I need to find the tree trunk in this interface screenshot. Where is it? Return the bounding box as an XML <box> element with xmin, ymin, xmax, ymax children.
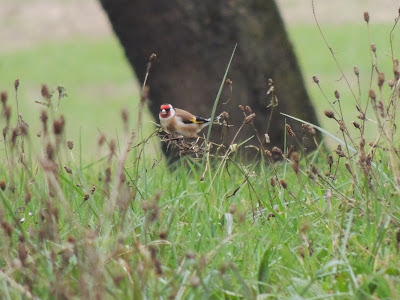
<box><xmin>99</xmin><ymin>0</ymin><xmax>319</xmax><ymax>158</ymax></box>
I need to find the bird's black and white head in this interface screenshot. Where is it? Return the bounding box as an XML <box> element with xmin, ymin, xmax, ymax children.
<box><xmin>159</xmin><ymin>104</ymin><xmax>175</xmax><ymax>119</ymax></box>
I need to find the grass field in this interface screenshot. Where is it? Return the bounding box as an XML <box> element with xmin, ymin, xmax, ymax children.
<box><xmin>1</xmin><ymin>9</ymin><xmax>400</xmax><ymax>299</ymax></box>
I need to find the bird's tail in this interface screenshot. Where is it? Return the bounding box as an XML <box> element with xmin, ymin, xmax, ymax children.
<box><xmin>198</xmin><ymin>115</ymin><xmax>221</xmax><ymax>124</ymax></box>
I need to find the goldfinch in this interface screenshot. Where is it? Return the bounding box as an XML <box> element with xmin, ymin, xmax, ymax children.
<box><xmin>159</xmin><ymin>104</ymin><xmax>218</xmax><ymax>137</ymax></box>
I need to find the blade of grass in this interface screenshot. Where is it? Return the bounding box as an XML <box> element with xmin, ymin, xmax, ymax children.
<box><xmin>205</xmin><ymin>43</ymin><xmax>237</xmax><ymax>146</ymax></box>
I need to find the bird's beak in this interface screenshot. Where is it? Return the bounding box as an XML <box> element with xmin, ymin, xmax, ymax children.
<box><xmin>161</xmin><ymin>109</ymin><xmax>166</xmax><ymax>115</ymax></box>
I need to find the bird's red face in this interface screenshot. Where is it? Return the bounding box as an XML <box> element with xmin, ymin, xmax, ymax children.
<box><xmin>159</xmin><ymin>104</ymin><xmax>172</xmax><ymax>118</ymax></box>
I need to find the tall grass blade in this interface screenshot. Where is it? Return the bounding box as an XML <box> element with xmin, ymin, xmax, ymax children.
<box><xmin>205</xmin><ymin>44</ymin><xmax>237</xmax><ymax>145</ymax></box>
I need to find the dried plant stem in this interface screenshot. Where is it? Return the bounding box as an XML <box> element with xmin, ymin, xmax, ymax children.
<box><xmin>315</xmin><ymin>82</ymin><xmax>340</xmax><ymax>116</ymax></box>
<box><xmin>389</xmin><ymin>11</ymin><xmax>400</xmax><ymax>61</ymax></box>
<box><xmin>312</xmin><ymin>0</ymin><xmax>357</xmax><ymax>103</ymax></box>
<box><xmin>108</xmin><ymin>131</ymin><xmax>136</xmax><ymax>216</ymax></box>
<box><xmin>137</xmin><ymin>54</ymin><xmax>156</xmax><ymax>131</ymax></box>
<box><xmin>211</xmin><ymin>123</ymin><xmax>246</xmax><ymax>186</ymax></box>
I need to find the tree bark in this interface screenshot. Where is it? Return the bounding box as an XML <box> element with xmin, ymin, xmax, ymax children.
<box><xmin>99</xmin><ymin>0</ymin><xmax>319</xmax><ymax>157</ymax></box>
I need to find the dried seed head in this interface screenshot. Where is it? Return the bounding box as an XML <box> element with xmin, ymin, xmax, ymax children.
<box><xmin>272</xmin><ymin>146</ymin><xmax>283</xmax><ymax>156</ymax></box>
<box><xmin>336</xmin><ymin>149</ymin><xmax>345</xmax><ymax>158</ymax></box>
<box><xmin>11</xmin><ymin>128</ymin><xmax>18</xmax><ymax>145</ymax></box>
<box><xmin>245</xmin><ymin>106</ymin><xmax>252</xmax><ymax>113</ymax></box>
<box><xmin>334</xmin><ymin>90</ymin><xmax>340</xmax><ymax>99</ymax></box>
<box><xmin>90</xmin><ymin>186</ymin><xmax>96</xmax><ymax>194</ymax></box>
<box><xmin>302</xmin><ymin>124</ymin><xmax>316</xmax><ymax>136</ymax></box>
<box><xmin>369</xmin><ymin>89</ymin><xmax>376</xmax><ymax>100</ymax></box>
<box><xmin>388</xmin><ymin>79</ymin><xmax>395</xmax><ymax>88</ymax></box>
<box><xmin>270</xmin><ymin>177</ymin><xmax>276</xmax><ymax>187</ymax></box>
<box><xmin>328</xmin><ymin>155</ymin><xmax>333</xmax><ymax>165</ymax></box>
<box><xmin>159</xmin><ymin>230</ymin><xmax>167</xmax><ymax>240</ymax></box>
<box><xmin>20</xmin><ymin>124</ymin><xmax>28</xmax><ymax>136</ymax></box>
<box><xmin>310</xmin><ymin>163</ymin><xmax>320</xmax><ymax>175</ymax></box>
<box><xmin>64</xmin><ymin>166</ymin><xmax>72</xmax><ymax>174</ymax></box>
<box><xmin>345</xmin><ymin>162</ymin><xmax>353</xmax><ymax>175</ymax></box>
<box><xmin>238</xmin><ymin>105</ymin><xmax>245</xmax><ymax>112</ymax></box>
<box><xmin>46</xmin><ymin>143</ymin><xmax>54</xmax><ymax>160</ymax></box>
<box><xmin>378</xmin><ymin>72</ymin><xmax>385</xmax><ymax>87</ymax></box>
<box><xmin>243</xmin><ymin>113</ymin><xmax>256</xmax><ymax>124</ymax></box>
<box><xmin>339</xmin><ymin>120</ymin><xmax>345</xmax><ymax>132</ymax></box>
<box><xmin>357</xmin><ymin>113</ymin><xmax>365</xmax><ymax>120</ymax></box>
<box><xmin>53</xmin><ymin>116</ymin><xmax>65</xmax><ymax>135</ymax></box>
<box><xmin>264</xmin><ymin>149</ymin><xmax>272</xmax><ymax>157</ymax></box>
<box><xmin>109</xmin><ymin>139</ymin><xmax>116</xmax><ymax>154</ymax></box>
<box><xmin>105</xmin><ymin>167</ymin><xmax>111</xmax><ymax>184</ymax></box>
<box><xmin>67</xmin><ymin>140</ymin><xmax>73</xmax><ymax>150</ymax></box>
<box><xmin>324</xmin><ymin>110</ymin><xmax>335</xmax><ymax>119</ymax></box>
<box><xmin>0</xmin><ymin>92</ymin><xmax>7</xmax><ymax>106</ymax></box>
<box><xmin>286</xmin><ymin>124</ymin><xmax>295</xmax><ymax>137</ymax></box>
<box><xmin>280</xmin><ymin>179</ymin><xmax>287</xmax><ymax>189</ymax></box>
<box><xmin>393</xmin><ymin>60</ymin><xmax>400</xmax><ymax>80</ymax></box>
<box><xmin>352</xmin><ymin>121</ymin><xmax>360</xmax><ymax>129</ymax></box>
<box><xmin>312</xmin><ymin>75</ymin><xmax>319</xmax><ymax>84</ymax></box>
<box><xmin>121</xmin><ymin>108</ymin><xmax>129</xmax><ymax>124</ymax></box>
<box><xmin>292</xmin><ymin>152</ymin><xmax>299</xmax><ymax>163</ymax></box>
<box><xmin>2</xmin><ymin>221</ymin><xmax>12</xmax><ymax>237</ymax></box>
<box><xmin>378</xmin><ymin>101</ymin><xmax>385</xmax><ymax>118</ymax></box>
<box><xmin>40</xmin><ymin>110</ymin><xmax>48</xmax><ymax>130</ymax></box>
<box><xmin>221</xmin><ymin>111</ymin><xmax>229</xmax><ymax>121</ymax></box>
<box><xmin>98</xmin><ymin>134</ymin><xmax>106</xmax><ymax>146</ymax></box>
<box><xmin>354</xmin><ymin>66</ymin><xmax>360</xmax><ymax>76</ymax></box>
<box><xmin>292</xmin><ymin>160</ymin><xmax>299</xmax><ymax>174</ymax></box>
<box><xmin>364</xmin><ymin>11</ymin><xmax>370</xmax><ymax>23</ymax></box>
<box><xmin>83</xmin><ymin>194</ymin><xmax>89</xmax><ymax>201</ymax></box>
<box><xmin>371</xmin><ymin>43</ymin><xmax>376</xmax><ymax>53</ymax></box>
<box><xmin>307</xmin><ymin>170</ymin><xmax>315</xmax><ymax>181</ymax></box>
<box><xmin>0</xmin><ymin>181</ymin><xmax>5</xmax><ymax>191</ymax></box>
<box><xmin>14</xmin><ymin>79</ymin><xmax>20</xmax><ymax>91</ymax></box>
<box><xmin>4</xmin><ymin>106</ymin><xmax>11</xmax><ymax>123</ymax></box>
<box><xmin>360</xmin><ymin>138</ymin><xmax>366</xmax><ymax>148</ymax></box>
<box><xmin>120</xmin><ymin>172</ymin><xmax>126</xmax><ymax>183</ymax></box>
<box><xmin>286</xmin><ymin>145</ymin><xmax>295</xmax><ymax>159</ymax></box>
<box><xmin>225</xmin><ymin>78</ymin><xmax>232</xmax><ymax>85</ymax></box>
<box><xmin>149</xmin><ymin>53</ymin><xmax>157</xmax><ymax>62</ymax></box>
<box><xmin>41</xmin><ymin>84</ymin><xmax>50</xmax><ymax>99</ymax></box>
<box><xmin>25</xmin><ymin>191</ymin><xmax>31</xmax><ymax>204</ymax></box>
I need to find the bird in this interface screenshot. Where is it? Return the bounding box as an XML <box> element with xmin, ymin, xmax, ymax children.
<box><xmin>159</xmin><ymin>104</ymin><xmax>219</xmax><ymax>137</ymax></box>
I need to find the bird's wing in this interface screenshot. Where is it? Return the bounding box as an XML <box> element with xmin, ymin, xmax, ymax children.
<box><xmin>175</xmin><ymin>108</ymin><xmax>210</xmax><ymax>124</ymax></box>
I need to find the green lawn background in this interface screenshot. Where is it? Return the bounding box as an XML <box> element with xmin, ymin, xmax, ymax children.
<box><xmin>0</xmin><ymin>22</ymin><xmax>399</xmax><ymax>160</ymax></box>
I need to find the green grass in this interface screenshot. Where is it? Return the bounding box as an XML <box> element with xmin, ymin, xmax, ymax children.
<box><xmin>1</xmin><ymin>20</ymin><xmax>400</xmax><ymax>299</ymax></box>
<box><xmin>0</xmin><ymin>122</ymin><xmax>399</xmax><ymax>298</ymax></box>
